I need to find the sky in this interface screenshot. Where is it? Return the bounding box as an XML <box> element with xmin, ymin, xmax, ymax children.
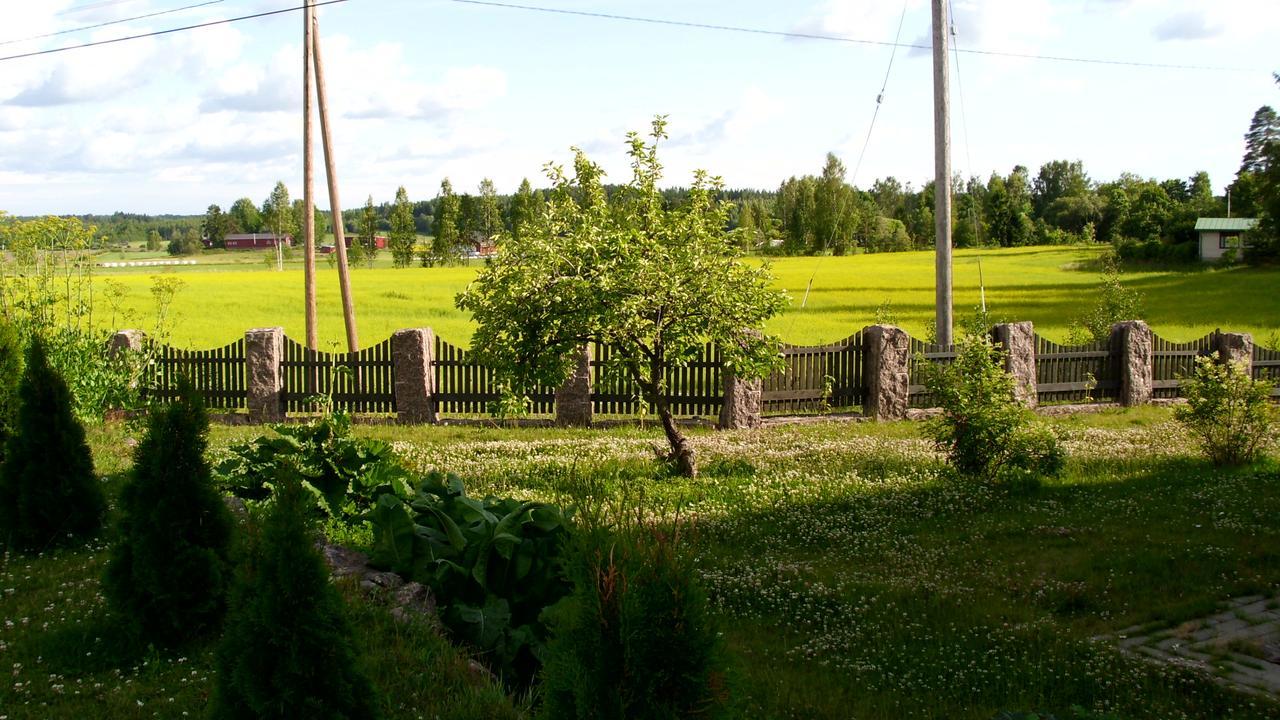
<box><xmin>0</xmin><ymin>0</ymin><xmax>1277</xmax><ymax>215</ymax></box>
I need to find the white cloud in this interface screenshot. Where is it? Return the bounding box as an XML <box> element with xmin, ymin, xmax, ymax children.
<box><xmin>5</xmin><ymin>33</ymin><xmax>159</xmax><ymax>106</ymax></box>
<box><xmin>1153</xmin><ymin>11</ymin><xmax>1223</xmax><ymax>41</ymax></box>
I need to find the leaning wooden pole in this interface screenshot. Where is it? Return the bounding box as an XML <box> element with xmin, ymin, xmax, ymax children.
<box><xmin>932</xmin><ymin>0</ymin><xmax>954</xmax><ymax>346</ymax></box>
<box><xmin>311</xmin><ymin>12</ymin><xmax>359</xmax><ymax>352</ymax></box>
<box><xmin>302</xmin><ymin>0</ymin><xmax>318</xmax><ymax>352</ymax></box>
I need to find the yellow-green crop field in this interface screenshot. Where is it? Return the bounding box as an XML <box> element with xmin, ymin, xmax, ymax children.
<box><xmin>93</xmin><ymin>246</ymin><xmax>1280</xmax><ymax>349</ymax></box>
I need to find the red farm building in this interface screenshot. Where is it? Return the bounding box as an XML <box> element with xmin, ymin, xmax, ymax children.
<box><xmin>220</xmin><ymin>233</ymin><xmax>294</xmax><ymax>250</ymax></box>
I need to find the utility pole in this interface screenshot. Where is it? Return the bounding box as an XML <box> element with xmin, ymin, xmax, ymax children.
<box><xmin>311</xmin><ymin>12</ymin><xmax>360</xmax><ymax>352</ymax></box>
<box><xmin>932</xmin><ymin>0</ymin><xmax>954</xmax><ymax>345</ymax></box>
<box><xmin>302</xmin><ymin>0</ymin><xmax>317</xmax><ymax>352</ymax></box>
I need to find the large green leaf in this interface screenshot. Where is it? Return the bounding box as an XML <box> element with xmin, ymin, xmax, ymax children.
<box><xmin>366</xmin><ymin>494</ymin><xmax>416</xmax><ymax>574</ymax></box>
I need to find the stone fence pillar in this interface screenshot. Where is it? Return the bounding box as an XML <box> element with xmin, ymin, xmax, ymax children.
<box><xmin>719</xmin><ymin>368</ymin><xmax>762</xmax><ymax>430</ymax></box>
<box><xmin>992</xmin><ymin>321</ymin><xmax>1038</xmax><ymax>408</ymax></box>
<box><xmin>108</xmin><ymin>329</ymin><xmax>146</xmax><ymax>358</ymax></box>
<box><xmin>245</xmin><ymin>327</ymin><xmax>285</xmax><ymax>423</ymax></box>
<box><xmin>555</xmin><ymin>345</ymin><xmax>593</xmax><ymax>427</ymax></box>
<box><xmin>392</xmin><ymin>328</ymin><xmax>436</xmax><ymax>424</ymax></box>
<box><xmin>1110</xmin><ymin>320</ymin><xmax>1152</xmax><ymax>407</ymax></box>
<box><xmin>1216</xmin><ymin>332</ymin><xmax>1253</xmax><ymax>374</ymax></box>
<box><xmin>863</xmin><ymin>324</ymin><xmax>910</xmax><ymax>421</ymax></box>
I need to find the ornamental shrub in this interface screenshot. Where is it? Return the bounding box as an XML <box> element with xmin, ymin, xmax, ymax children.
<box><xmin>538</xmin><ymin>521</ymin><xmax>728</xmax><ymax>720</ymax></box>
<box><xmin>0</xmin><ymin>337</ymin><xmax>104</xmax><ymax>550</ymax></box>
<box><xmin>366</xmin><ymin>471</ymin><xmax>572</xmax><ymax>687</ymax></box>
<box><xmin>1175</xmin><ymin>356</ymin><xmax>1276</xmax><ymax>466</ymax></box>
<box><xmin>103</xmin><ymin>380</ymin><xmax>233</xmax><ymax>647</ymax></box>
<box><xmin>918</xmin><ymin>330</ymin><xmax>1064</xmax><ymax>482</ymax></box>
<box><xmin>211</xmin><ymin>475</ymin><xmax>378</xmax><ymax>719</ymax></box>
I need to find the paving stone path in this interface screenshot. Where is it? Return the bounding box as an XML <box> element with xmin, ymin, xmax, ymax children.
<box><xmin>1112</xmin><ymin>594</ymin><xmax>1280</xmax><ymax>696</ymax></box>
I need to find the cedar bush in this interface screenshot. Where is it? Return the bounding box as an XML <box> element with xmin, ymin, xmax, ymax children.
<box><xmin>539</xmin><ymin>522</ymin><xmax>728</xmax><ymax>720</ymax></box>
<box><xmin>0</xmin><ymin>321</ymin><xmax>22</xmax><ymax>466</ymax></box>
<box><xmin>0</xmin><ymin>337</ymin><xmax>104</xmax><ymax>550</ymax></box>
<box><xmin>103</xmin><ymin>381</ymin><xmax>233</xmax><ymax>646</ymax></box>
<box><xmin>211</xmin><ymin>475</ymin><xmax>378</xmax><ymax>719</ymax></box>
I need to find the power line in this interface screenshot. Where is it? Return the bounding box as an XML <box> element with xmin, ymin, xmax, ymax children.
<box><xmin>448</xmin><ymin>0</ymin><xmax>1265</xmax><ymax>74</ymax></box>
<box><xmin>791</xmin><ymin>0</ymin><xmax>910</xmax><ymax>325</ymax></box>
<box><xmin>1</xmin><ymin>0</ymin><xmax>227</xmax><ymax>48</ymax></box>
<box><xmin>850</xmin><ymin>0</ymin><xmax>910</xmax><ymax>186</ymax></box>
<box><xmin>0</xmin><ymin>0</ymin><xmax>351</xmax><ymax>63</ymax></box>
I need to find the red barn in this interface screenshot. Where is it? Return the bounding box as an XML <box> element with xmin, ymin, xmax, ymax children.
<box><xmin>222</xmin><ymin>233</ymin><xmax>293</xmax><ymax>250</ymax></box>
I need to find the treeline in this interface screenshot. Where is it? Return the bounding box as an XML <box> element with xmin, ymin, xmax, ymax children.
<box><xmin>744</xmin><ymin>153</ymin><xmax>1226</xmax><ymax>259</ymax></box>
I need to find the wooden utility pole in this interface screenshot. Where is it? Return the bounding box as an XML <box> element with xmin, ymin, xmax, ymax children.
<box><xmin>932</xmin><ymin>0</ymin><xmax>954</xmax><ymax>345</ymax></box>
<box><xmin>302</xmin><ymin>0</ymin><xmax>317</xmax><ymax>351</ymax></box>
<box><xmin>311</xmin><ymin>12</ymin><xmax>360</xmax><ymax>352</ymax></box>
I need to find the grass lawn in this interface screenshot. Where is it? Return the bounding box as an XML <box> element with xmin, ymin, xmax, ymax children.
<box><xmin>89</xmin><ymin>246</ymin><xmax>1280</xmax><ymax>349</ymax></box>
<box><xmin>3</xmin><ymin>408</ymin><xmax>1278</xmax><ymax>718</ymax></box>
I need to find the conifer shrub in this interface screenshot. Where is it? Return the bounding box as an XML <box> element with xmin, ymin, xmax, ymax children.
<box><xmin>0</xmin><ymin>337</ymin><xmax>104</xmax><ymax>550</ymax></box>
<box><xmin>0</xmin><ymin>321</ymin><xmax>22</xmax><ymax>467</ymax></box>
<box><xmin>539</xmin><ymin>520</ymin><xmax>728</xmax><ymax>720</ymax></box>
<box><xmin>211</xmin><ymin>474</ymin><xmax>378</xmax><ymax>719</ymax></box>
<box><xmin>103</xmin><ymin>380</ymin><xmax>233</xmax><ymax>647</ymax></box>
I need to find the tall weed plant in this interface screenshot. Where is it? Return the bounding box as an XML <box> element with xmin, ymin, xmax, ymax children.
<box><xmin>0</xmin><ymin>215</ymin><xmax>182</xmax><ymax>420</ymax></box>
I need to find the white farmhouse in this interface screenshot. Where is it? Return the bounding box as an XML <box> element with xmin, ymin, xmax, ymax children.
<box><xmin>1195</xmin><ymin>217</ymin><xmax>1258</xmax><ymax>261</ymax></box>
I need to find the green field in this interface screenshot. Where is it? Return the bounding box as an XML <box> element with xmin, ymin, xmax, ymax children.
<box><xmin>92</xmin><ymin>246</ymin><xmax>1280</xmax><ymax>349</ymax></box>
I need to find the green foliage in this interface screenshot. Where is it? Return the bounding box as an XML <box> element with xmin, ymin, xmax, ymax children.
<box><xmin>1174</xmin><ymin>356</ymin><xmax>1276</xmax><ymax>466</ymax></box>
<box><xmin>216</xmin><ymin>411</ymin><xmax>413</xmax><ymax>520</ymax></box>
<box><xmin>423</xmin><ymin>178</ymin><xmax>461</xmax><ymax>267</ymax></box>
<box><xmin>358</xmin><ymin>195</ymin><xmax>380</xmax><ymax>267</ymax></box>
<box><xmin>203</xmin><ymin>204</ymin><xmax>231</xmax><ymax>248</ymax></box>
<box><xmin>388</xmin><ymin>186</ymin><xmax>417</xmax><ymax>268</ymax></box>
<box><xmin>211</xmin><ymin>476</ymin><xmax>378</xmax><ymax>719</ymax></box>
<box><xmin>919</xmin><ymin>330</ymin><xmax>1064</xmax><ymax>482</ymax></box>
<box><xmin>1068</xmin><ymin>253</ymin><xmax>1143</xmax><ymax>344</ymax></box>
<box><xmin>103</xmin><ymin>382</ymin><xmax>233</xmax><ymax>646</ymax></box>
<box><xmin>0</xmin><ymin>337</ymin><xmax>104</xmax><ymax>550</ymax></box>
<box><xmin>0</xmin><ymin>215</ymin><xmax>182</xmax><ymax>420</ymax></box>
<box><xmin>366</xmin><ymin>471</ymin><xmax>572</xmax><ymax>686</ymax></box>
<box><xmin>0</xmin><ymin>320</ymin><xmax>23</xmax><ymax>467</ymax></box>
<box><xmin>539</xmin><ymin>517</ymin><xmax>727</xmax><ymax>720</ymax></box>
<box><xmin>166</xmin><ymin>227</ymin><xmax>202</xmax><ymax>256</ymax></box>
<box><xmin>456</xmin><ymin>117</ymin><xmax>788</xmax><ymax>476</ymax></box>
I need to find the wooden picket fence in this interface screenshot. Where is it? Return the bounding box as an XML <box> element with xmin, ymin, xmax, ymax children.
<box><xmin>137</xmin><ymin>326</ymin><xmax>1280</xmax><ymax>420</ymax></box>
<box><xmin>279</xmin><ymin>336</ymin><xmax>397</xmax><ymax>414</ymax></box>
<box><xmin>433</xmin><ymin>336</ymin><xmax>557</xmax><ymax>416</ymax></box>
<box><xmin>761</xmin><ymin>333</ymin><xmax>865</xmax><ymax>414</ymax></box>
<box><xmin>1255</xmin><ymin>343</ymin><xmax>1280</xmax><ymax>398</ymax></box>
<box><xmin>907</xmin><ymin>338</ymin><xmax>956</xmax><ymax>408</ymax></box>
<box><xmin>1152</xmin><ymin>331</ymin><xmax>1219</xmax><ymax>399</ymax></box>
<box><xmin>1035</xmin><ymin>335</ymin><xmax>1119</xmax><ymax>403</ymax></box>
<box><xmin>591</xmin><ymin>342</ymin><xmax>723</xmax><ymax>417</ymax></box>
<box><xmin>148</xmin><ymin>338</ymin><xmax>247</xmax><ymax>411</ymax></box>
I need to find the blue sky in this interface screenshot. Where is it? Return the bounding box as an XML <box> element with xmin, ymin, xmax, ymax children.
<box><xmin>1</xmin><ymin>0</ymin><xmax>1276</xmax><ymax>215</ymax></box>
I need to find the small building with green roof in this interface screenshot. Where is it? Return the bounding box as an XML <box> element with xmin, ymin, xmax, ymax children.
<box><xmin>1195</xmin><ymin>217</ymin><xmax>1258</xmax><ymax>261</ymax></box>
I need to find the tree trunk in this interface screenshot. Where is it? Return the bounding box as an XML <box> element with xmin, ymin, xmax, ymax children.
<box><xmin>656</xmin><ymin>399</ymin><xmax>697</xmax><ymax>478</ymax></box>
